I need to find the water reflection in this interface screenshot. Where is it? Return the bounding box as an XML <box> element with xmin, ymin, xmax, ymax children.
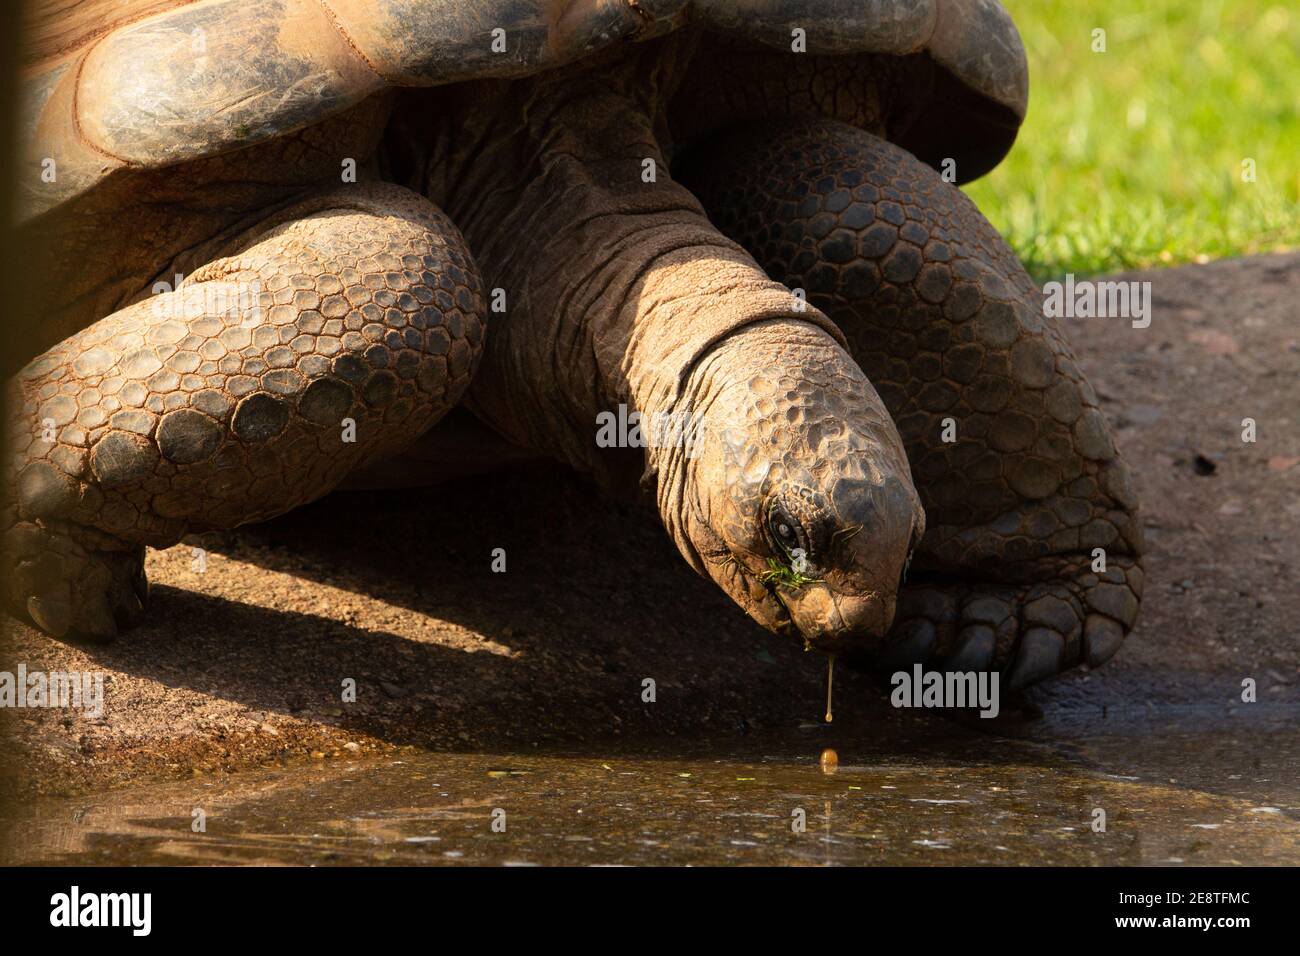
<box><xmin>4</xmin><ymin>718</ymin><xmax>1296</xmax><ymax>866</ymax></box>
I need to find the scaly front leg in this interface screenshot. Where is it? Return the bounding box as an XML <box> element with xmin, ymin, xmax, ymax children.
<box><xmin>5</xmin><ymin>184</ymin><xmax>484</xmax><ymax>639</ymax></box>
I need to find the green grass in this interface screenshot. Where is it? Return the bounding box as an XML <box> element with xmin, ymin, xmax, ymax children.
<box><xmin>963</xmin><ymin>0</ymin><xmax>1300</xmax><ymax>281</ymax></box>
<box><xmin>760</xmin><ymin>557</ymin><xmax>820</xmax><ymax>590</ymax></box>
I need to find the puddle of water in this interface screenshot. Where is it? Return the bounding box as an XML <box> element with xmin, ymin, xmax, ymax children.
<box><xmin>3</xmin><ymin>719</ymin><xmax>1297</xmax><ymax>866</ymax></box>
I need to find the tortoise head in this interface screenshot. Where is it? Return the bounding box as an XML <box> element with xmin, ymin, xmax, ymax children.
<box><xmin>664</xmin><ymin>319</ymin><xmax>925</xmax><ymax>655</ymax></box>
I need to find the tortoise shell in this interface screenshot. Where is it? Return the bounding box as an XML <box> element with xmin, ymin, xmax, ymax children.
<box><xmin>19</xmin><ymin>0</ymin><xmax>1027</xmax><ymax>222</ymax></box>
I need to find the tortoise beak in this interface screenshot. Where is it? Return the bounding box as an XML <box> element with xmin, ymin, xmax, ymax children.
<box><xmin>774</xmin><ymin>582</ymin><xmax>895</xmax><ymax>654</ymax></box>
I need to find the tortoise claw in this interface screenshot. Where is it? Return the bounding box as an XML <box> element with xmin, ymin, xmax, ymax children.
<box><xmin>26</xmin><ymin>590</ymin><xmax>72</xmax><ymax>639</ymax></box>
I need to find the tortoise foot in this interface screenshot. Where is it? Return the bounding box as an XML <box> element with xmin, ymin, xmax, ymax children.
<box><xmin>877</xmin><ymin>552</ymin><xmax>1143</xmax><ymax>686</ymax></box>
<box><xmin>2</xmin><ymin>520</ymin><xmax>147</xmax><ymax>642</ymax></box>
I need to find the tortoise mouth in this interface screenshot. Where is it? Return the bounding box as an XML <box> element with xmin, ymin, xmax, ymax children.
<box><xmin>762</xmin><ymin>577</ymin><xmax>894</xmax><ymax>654</ymax></box>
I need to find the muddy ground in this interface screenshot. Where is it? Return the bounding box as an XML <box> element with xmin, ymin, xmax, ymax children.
<box><xmin>2</xmin><ymin>253</ymin><xmax>1297</xmax><ymax>798</ymax></box>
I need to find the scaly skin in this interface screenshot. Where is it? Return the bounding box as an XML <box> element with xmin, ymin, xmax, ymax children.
<box><xmin>678</xmin><ymin>120</ymin><xmax>1144</xmax><ymax>684</ymax></box>
<box><xmin>3</xmin><ymin>183</ymin><xmax>484</xmax><ymax>639</ymax></box>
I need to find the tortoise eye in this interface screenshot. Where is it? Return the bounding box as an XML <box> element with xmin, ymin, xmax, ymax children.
<box><xmin>767</xmin><ymin>504</ymin><xmax>802</xmax><ymax>553</ymax></box>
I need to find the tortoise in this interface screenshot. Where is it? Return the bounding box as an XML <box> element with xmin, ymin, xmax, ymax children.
<box><xmin>5</xmin><ymin>0</ymin><xmax>1143</xmax><ymax>689</ymax></box>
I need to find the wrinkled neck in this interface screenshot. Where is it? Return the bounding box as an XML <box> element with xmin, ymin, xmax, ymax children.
<box><xmin>397</xmin><ymin>54</ymin><xmax>846</xmax><ymax>497</ymax></box>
